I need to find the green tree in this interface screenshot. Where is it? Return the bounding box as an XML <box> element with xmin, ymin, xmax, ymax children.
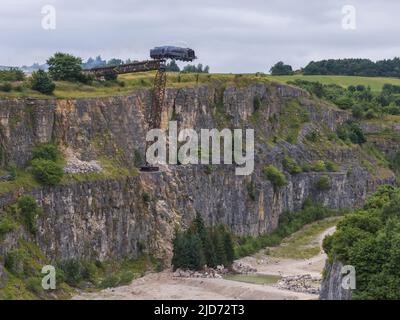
<box><xmin>0</xmin><ymin>68</ymin><xmax>25</xmax><ymax>81</ymax></box>
<box><xmin>47</xmin><ymin>52</ymin><xmax>83</xmax><ymax>82</ymax></box>
<box><xmin>222</xmin><ymin>227</ymin><xmax>235</xmax><ymax>265</ymax></box>
<box><xmin>30</xmin><ymin>70</ymin><xmax>55</xmax><ymax>95</ymax></box>
<box><xmin>30</xmin><ymin>158</ymin><xmax>64</xmax><ymax>186</ymax></box>
<box><xmin>166</xmin><ymin>60</ymin><xmax>180</xmax><ymax>72</ymax></box>
<box><xmin>0</xmin><ymin>82</ymin><xmax>12</xmax><ymax>92</ymax></box>
<box><xmin>270</xmin><ymin>61</ymin><xmax>294</xmax><ymax>75</ymax></box>
<box><xmin>32</xmin><ymin>143</ymin><xmax>60</xmax><ymax>162</ymax></box>
<box><xmin>213</xmin><ymin>229</ymin><xmax>228</xmax><ymax>266</ymax></box>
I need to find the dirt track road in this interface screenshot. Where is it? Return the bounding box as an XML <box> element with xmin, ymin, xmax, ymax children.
<box><xmin>73</xmin><ymin>225</ymin><xmax>336</xmax><ymax>300</ymax></box>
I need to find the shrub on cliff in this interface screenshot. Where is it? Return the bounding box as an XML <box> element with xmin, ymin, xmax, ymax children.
<box><xmin>314</xmin><ymin>175</ymin><xmax>331</xmax><ymax>191</ymax></box>
<box><xmin>30</xmin><ymin>158</ymin><xmax>63</xmax><ymax>186</ymax></box>
<box><xmin>30</xmin><ymin>70</ymin><xmax>55</xmax><ymax>95</ymax></box>
<box><xmin>32</xmin><ymin>143</ymin><xmax>61</xmax><ymax>162</ymax></box>
<box><xmin>336</xmin><ymin>121</ymin><xmax>366</xmax><ymax>145</ymax></box>
<box><xmin>282</xmin><ymin>156</ymin><xmax>302</xmax><ymax>175</ymax></box>
<box><xmin>17</xmin><ymin>195</ymin><xmax>42</xmax><ymax>235</ymax></box>
<box><xmin>325</xmin><ymin>160</ymin><xmax>339</xmax><ymax>172</ymax></box>
<box><xmin>263</xmin><ymin>165</ymin><xmax>288</xmax><ymax>190</ymax></box>
<box><xmin>0</xmin><ymin>215</ymin><xmax>17</xmax><ymax>237</ymax></box>
<box><xmin>311</xmin><ymin>160</ymin><xmax>326</xmax><ymax>172</ymax></box>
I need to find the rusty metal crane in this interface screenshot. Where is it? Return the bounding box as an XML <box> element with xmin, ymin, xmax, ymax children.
<box><xmin>83</xmin><ymin>47</ymin><xmax>196</xmax><ymax>172</ymax></box>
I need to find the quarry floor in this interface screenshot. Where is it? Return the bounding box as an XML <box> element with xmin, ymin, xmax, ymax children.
<box><xmin>73</xmin><ymin>224</ymin><xmax>336</xmax><ymax>300</ymax></box>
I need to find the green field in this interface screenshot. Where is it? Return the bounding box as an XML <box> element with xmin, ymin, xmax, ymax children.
<box><xmin>1</xmin><ymin>72</ymin><xmax>400</xmax><ymax>99</ymax></box>
<box><xmin>265</xmin><ymin>74</ymin><xmax>400</xmax><ymax>92</ymax></box>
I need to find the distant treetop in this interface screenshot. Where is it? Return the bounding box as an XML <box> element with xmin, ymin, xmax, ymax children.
<box><xmin>303</xmin><ymin>57</ymin><xmax>400</xmax><ymax>77</ymax></box>
<box><xmin>270</xmin><ymin>61</ymin><xmax>294</xmax><ymax>75</ymax></box>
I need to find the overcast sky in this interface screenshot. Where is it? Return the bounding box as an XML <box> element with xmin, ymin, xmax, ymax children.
<box><xmin>1</xmin><ymin>0</ymin><xmax>400</xmax><ymax>72</ymax></box>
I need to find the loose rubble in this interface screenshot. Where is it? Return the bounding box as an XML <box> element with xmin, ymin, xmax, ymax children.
<box><xmin>0</xmin><ymin>175</ymin><xmax>12</xmax><ymax>182</ymax></box>
<box><xmin>275</xmin><ymin>274</ymin><xmax>321</xmax><ymax>295</ymax></box>
<box><xmin>173</xmin><ymin>265</ymin><xmax>229</xmax><ymax>279</ymax></box>
<box><xmin>232</xmin><ymin>261</ymin><xmax>257</xmax><ymax>274</ymax></box>
<box><xmin>64</xmin><ymin>158</ymin><xmax>102</xmax><ymax>174</ymax></box>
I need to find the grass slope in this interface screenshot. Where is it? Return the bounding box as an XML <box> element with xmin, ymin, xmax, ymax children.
<box><xmin>268</xmin><ymin>217</ymin><xmax>342</xmax><ymax>260</ymax></box>
<box><xmin>3</xmin><ymin>72</ymin><xmax>400</xmax><ymax>99</ymax></box>
<box><xmin>265</xmin><ymin>74</ymin><xmax>400</xmax><ymax>92</ymax></box>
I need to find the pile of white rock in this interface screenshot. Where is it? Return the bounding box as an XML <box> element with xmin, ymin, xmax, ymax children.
<box><xmin>173</xmin><ymin>265</ymin><xmax>229</xmax><ymax>279</ymax></box>
<box><xmin>232</xmin><ymin>261</ymin><xmax>257</xmax><ymax>274</ymax></box>
<box><xmin>64</xmin><ymin>158</ymin><xmax>102</xmax><ymax>174</ymax></box>
<box><xmin>276</xmin><ymin>274</ymin><xmax>320</xmax><ymax>295</ymax></box>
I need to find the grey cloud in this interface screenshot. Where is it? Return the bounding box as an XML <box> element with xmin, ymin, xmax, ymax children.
<box><xmin>1</xmin><ymin>0</ymin><xmax>400</xmax><ymax>72</ymax></box>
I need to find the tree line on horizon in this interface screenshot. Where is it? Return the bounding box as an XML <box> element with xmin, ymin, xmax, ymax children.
<box><xmin>0</xmin><ymin>52</ymin><xmax>210</xmax><ymax>96</ymax></box>
<box><xmin>270</xmin><ymin>57</ymin><xmax>400</xmax><ymax>77</ymax></box>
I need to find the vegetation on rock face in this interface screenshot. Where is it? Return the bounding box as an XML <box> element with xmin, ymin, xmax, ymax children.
<box><xmin>323</xmin><ymin>185</ymin><xmax>400</xmax><ymax>299</ymax></box>
<box><xmin>314</xmin><ymin>175</ymin><xmax>332</xmax><ymax>191</ymax></box>
<box><xmin>263</xmin><ymin>165</ymin><xmax>288</xmax><ymax>190</ymax></box>
<box><xmin>289</xmin><ymin>79</ymin><xmax>400</xmax><ymax>119</ymax></box>
<box><xmin>30</xmin><ymin>159</ymin><xmax>63</xmax><ymax>186</ymax></box>
<box><xmin>172</xmin><ymin>213</ymin><xmax>235</xmax><ymax>271</ymax></box>
<box><xmin>310</xmin><ymin>160</ymin><xmax>326</xmax><ymax>172</ymax></box>
<box><xmin>336</xmin><ymin>121</ymin><xmax>366</xmax><ymax>145</ymax></box>
<box><xmin>0</xmin><ymin>234</ymin><xmax>158</xmax><ymax>299</ymax></box>
<box><xmin>282</xmin><ymin>156</ymin><xmax>302</xmax><ymax>175</ymax></box>
<box><xmin>30</xmin><ymin>143</ymin><xmax>64</xmax><ymax>186</ymax></box>
<box><xmin>276</xmin><ymin>98</ymin><xmax>310</xmax><ymax>144</ymax></box>
<box><xmin>16</xmin><ymin>195</ymin><xmax>42</xmax><ymax>235</ymax></box>
<box><xmin>0</xmin><ymin>215</ymin><xmax>17</xmax><ymax>237</ymax></box>
<box><xmin>32</xmin><ymin>143</ymin><xmax>61</xmax><ymax>162</ymax></box>
<box><xmin>235</xmin><ymin>199</ymin><xmax>340</xmax><ymax>258</ymax></box>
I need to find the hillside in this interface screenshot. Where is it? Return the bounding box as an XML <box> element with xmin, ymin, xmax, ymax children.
<box><xmin>0</xmin><ymin>77</ymin><xmax>397</xmax><ymax>299</ymax></box>
<box><xmin>266</xmin><ymin>75</ymin><xmax>400</xmax><ymax>92</ymax></box>
<box><xmin>3</xmin><ymin>72</ymin><xmax>400</xmax><ymax>99</ymax></box>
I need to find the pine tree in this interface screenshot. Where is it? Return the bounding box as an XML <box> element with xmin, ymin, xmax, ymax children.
<box><xmin>171</xmin><ymin>231</ymin><xmax>186</xmax><ymax>270</ymax></box>
<box><xmin>187</xmin><ymin>234</ymin><xmax>205</xmax><ymax>270</ymax></box>
<box><xmin>30</xmin><ymin>70</ymin><xmax>55</xmax><ymax>95</ymax></box>
<box><xmin>223</xmin><ymin>228</ymin><xmax>235</xmax><ymax>265</ymax></box>
<box><xmin>193</xmin><ymin>213</ymin><xmax>217</xmax><ymax>267</ymax></box>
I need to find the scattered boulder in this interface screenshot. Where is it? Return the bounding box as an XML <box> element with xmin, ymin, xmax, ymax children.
<box><xmin>64</xmin><ymin>158</ymin><xmax>102</xmax><ymax>174</ymax></box>
<box><xmin>232</xmin><ymin>262</ymin><xmax>257</xmax><ymax>274</ymax></box>
<box><xmin>172</xmin><ymin>266</ymin><xmax>229</xmax><ymax>279</ymax></box>
<box><xmin>276</xmin><ymin>274</ymin><xmax>320</xmax><ymax>295</ymax></box>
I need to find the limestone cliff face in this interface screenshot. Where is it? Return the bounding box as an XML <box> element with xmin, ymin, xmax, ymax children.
<box><xmin>320</xmin><ymin>259</ymin><xmax>352</xmax><ymax>300</ymax></box>
<box><xmin>0</xmin><ymin>82</ymin><xmax>395</xmax><ymax>263</ymax></box>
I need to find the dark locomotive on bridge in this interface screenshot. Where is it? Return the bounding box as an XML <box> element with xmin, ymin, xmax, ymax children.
<box><xmin>150</xmin><ymin>46</ymin><xmax>196</xmax><ymax>62</ymax></box>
